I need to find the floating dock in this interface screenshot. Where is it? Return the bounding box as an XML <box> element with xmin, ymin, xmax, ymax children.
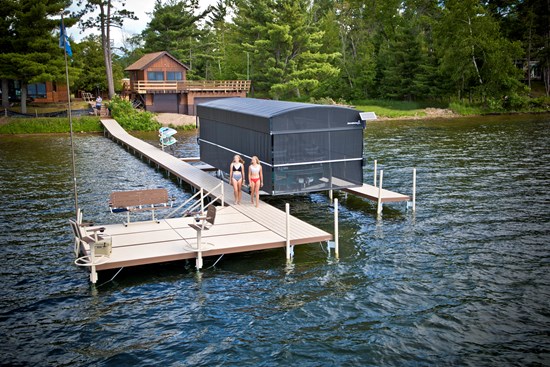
<box><xmin>81</xmin><ymin>119</ymin><xmax>332</xmax><ymax>278</ymax></box>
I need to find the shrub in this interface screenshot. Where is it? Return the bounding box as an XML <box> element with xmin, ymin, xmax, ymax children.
<box><xmin>503</xmin><ymin>94</ymin><xmax>529</xmax><ymax>111</ymax></box>
<box><xmin>107</xmin><ymin>96</ymin><xmax>160</xmax><ymax>131</ymax></box>
<box><xmin>529</xmin><ymin>96</ymin><xmax>550</xmax><ymax>110</ymax></box>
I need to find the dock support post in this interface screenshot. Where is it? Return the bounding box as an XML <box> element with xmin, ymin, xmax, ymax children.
<box><xmin>90</xmin><ymin>246</ymin><xmax>98</xmax><ymax>284</ymax></box>
<box><xmin>377</xmin><ymin>170</ymin><xmax>384</xmax><ymax>215</ymax></box>
<box><xmin>374</xmin><ymin>160</ymin><xmax>378</xmax><ymax>187</ymax></box>
<box><xmin>200</xmin><ymin>188</ymin><xmax>204</xmax><ymax>213</ymax></box>
<box><xmin>329</xmin><ymin>189</ymin><xmax>333</xmax><ymax>201</ymax></box>
<box><xmin>285</xmin><ymin>203</ymin><xmax>293</xmax><ymax>260</ymax></box>
<box><xmin>412</xmin><ymin>168</ymin><xmax>416</xmax><ymax>212</ymax></box>
<box><xmin>196</xmin><ymin>231</ymin><xmax>203</xmax><ymax>270</ymax></box>
<box><xmin>334</xmin><ymin>198</ymin><xmax>339</xmax><ymax>258</ymax></box>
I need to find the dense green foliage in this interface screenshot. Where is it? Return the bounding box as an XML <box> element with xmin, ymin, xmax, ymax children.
<box><xmin>107</xmin><ymin>96</ymin><xmax>160</xmax><ymax>131</ymax></box>
<box><xmin>71</xmin><ymin>35</ymin><xmax>125</xmax><ymax>94</ymax></box>
<box><xmin>113</xmin><ymin>0</ymin><xmax>548</xmax><ymax>107</ymax></box>
<box><xmin>0</xmin><ymin>116</ymin><xmax>101</xmax><ymax>134</ymax></box>
<box><xmin>0</xmin><ymin>0</ymin><xmax>76</xmax><ymax>112</ymax></box>
<box><xmin>2</xmin><ymin>0</ymin><xmax>549</xmax><ymax>115</ymax></box>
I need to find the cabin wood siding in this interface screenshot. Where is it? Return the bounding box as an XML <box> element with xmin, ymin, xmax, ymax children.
<box><xmin>32</xmin><ymin>81</ymin><xmax>68</xmax><ymax>103</ymax></box>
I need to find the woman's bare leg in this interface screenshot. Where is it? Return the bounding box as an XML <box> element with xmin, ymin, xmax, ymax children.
<box><xmin>250</xmin><ymin>182</ymin><xmax>255</xmax><ymax>203</ymax></box>
<box><xmin>237</xmin><ymin>181</ymin><xmax>242</xmax><ymax>204</ymax></box>
<box><xmin>232</xmin><ymin>179</ymin><xmax>239</xmax><ymax>204</ymax></box>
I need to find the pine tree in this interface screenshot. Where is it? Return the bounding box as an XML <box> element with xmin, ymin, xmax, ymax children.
<box><xmin>0</xmin><ymin>0</ymin><xmax>74</xmax><ymax>113</ymax></box>
<box><xmin>141</xmin><ymin>0</ymin><xmax>210</xmax><ymax>79</ymax></box>
<box><xmin>234</xmin><ymin>0</ymin><xmax>339</xmax><ymax>99</ymax></box>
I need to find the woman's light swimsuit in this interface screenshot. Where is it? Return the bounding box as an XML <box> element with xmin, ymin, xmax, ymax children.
<box><xmin>250</xmin><ymin>165</ymin><xmax>261</xmax><ymax>184</ymax></box>
<box><xmin>232</xmin><ymin>163</ymin><xmax>242</xmax><ymax>182</ymax></box>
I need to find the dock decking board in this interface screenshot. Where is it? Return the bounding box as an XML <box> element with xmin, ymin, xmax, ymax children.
<box><xmin>344</xmin><ymin>184</ymin><xmax>410</xmax><ymax>202</ymax></box>
<box><xmin>89</xmin><ymin>120</ymin><xmax>332</xmax><ymax>271</ymax></box>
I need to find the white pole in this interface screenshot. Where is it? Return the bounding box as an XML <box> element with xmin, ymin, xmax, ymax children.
<box><xmin>377</xmin><ymin>170</ymin><xmax>384</xmax><ymax>215</ymax></box>
<box><xmin>196</xmin><ymin>230</ymin><xmax>203</xmax><ymax>270</ymax></box>
<box><xmin>90</xmin><ymin>245</ymin><xmax>98</xmax><ymax>284</ymax></box>
<box><xmin>285</xmin><ymin>203</ymin><xmax>291</xmax><ymax>260</ymax></box>
<box><xmin>62</xmin><ymin>14</ymin><xmax>79</xmax><ymax>218</ymax></box>
<box><xmin>329</xmin><ymin>189</ymin><xmax>333</xmax><ymax>201</ymax></box>
<box><xmin>374</xmin><ymin>160</ymin><xmax>377</xmax><ymax>187</ymax></box>
<box><xmin>220</xmin><ymin>180</ymin><xmax>224</xmax><ymax>206</ymax></box>
<box><xmin>334</xmin><ymin>198</ymin><xmax>339</xmax><ymax>258</ymax></box>
<box><xmin>200</xmin><ymin>187</ymin><xmax>204</xmax><ymax>213</ymax></box>
<box><xmin>412</xmin><ymin>168</ymin><xmax>416</xmax><ymax>212</ymax></box>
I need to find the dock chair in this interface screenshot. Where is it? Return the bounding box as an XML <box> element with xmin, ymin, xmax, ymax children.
<box><xmin>70</xmin><ymin>219</ymin><xmax>112</xmax><ymax>283</ymax></box>
<box><xmin>188</xmin><ymin>205</ymin><xmax>217</xmax><ymax>269</ymax></box>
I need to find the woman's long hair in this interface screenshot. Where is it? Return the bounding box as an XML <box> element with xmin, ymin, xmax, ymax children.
<box><xmin>233</xmin><ymin>155</ymin><xmax>244</xmax><ymax>165</ymax></box>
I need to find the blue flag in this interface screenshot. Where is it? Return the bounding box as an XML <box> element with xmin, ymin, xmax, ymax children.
<box><xmin>59</xmin><ymin>21</ymin><xmax>73</xmax><ymax>58</ymax></box>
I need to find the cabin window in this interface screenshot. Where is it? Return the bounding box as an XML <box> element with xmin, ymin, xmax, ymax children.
<box><xmin>166</xmin><ymin>71</ymin><xmax>183</xmax><ymax>80</ymax></box>
<box><xmin>27</xmin><ymin>83</ymin><xmax>47</xmax><ymax>98</ymax></box>
<box><xmin>147</xmin><ymin>71</ymin><xmax>164</xmax><ymax>80</ymax></box>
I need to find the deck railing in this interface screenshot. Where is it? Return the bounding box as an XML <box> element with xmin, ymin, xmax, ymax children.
<box><xmin>134</xmin><ymin>80</ymin><xmax>251</xmax><ymax>93</ymax></box>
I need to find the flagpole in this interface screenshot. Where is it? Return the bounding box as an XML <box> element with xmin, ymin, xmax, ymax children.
<box><xmin>62</xmin><ymin>14</ymin><xmax>79</xmax><ymax>218</ymax></box>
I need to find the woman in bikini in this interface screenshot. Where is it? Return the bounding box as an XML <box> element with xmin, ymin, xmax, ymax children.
<box><xmin>229</xmin><ymin>155</ymin><xmax>245</xmax><ymax>204</ymax></box>
<box><xmin>248</xmin><ymin>156</ymin><xmax>263</xmax><ymax>207</ymax></box>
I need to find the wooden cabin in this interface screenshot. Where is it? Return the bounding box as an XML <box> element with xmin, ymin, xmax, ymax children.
<box><xmin>30</xmin><ymin>81</ymin><xmax>69</xmax><ymax>103</ymax></box>
<box><xmin>125</xmin><ymin>51</ymin><xmax>251</xmax><ymax>115</ymax></box>
<box><xmin>2</xmin><ymin>80</ymin><xmax>68</xmax><ymax>103</ymax></box>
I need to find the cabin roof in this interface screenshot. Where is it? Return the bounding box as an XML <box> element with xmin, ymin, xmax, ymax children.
<box><xmin>125</xmin><ymin>51</ymin><xmax>190</xmax><ymax>71</ymax></box>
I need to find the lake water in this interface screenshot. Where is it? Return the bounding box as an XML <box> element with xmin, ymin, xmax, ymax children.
<box><xmin>0</xmin><ymin>115</ymin><xmax>549</xmax><ymax>366</ymax></box>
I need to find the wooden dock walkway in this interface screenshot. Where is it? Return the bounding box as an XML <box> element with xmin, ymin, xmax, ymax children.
<box><xmin>86</xmin><ymin>119</ymin><xmax>331</xmax><ymax>275</ymax></box>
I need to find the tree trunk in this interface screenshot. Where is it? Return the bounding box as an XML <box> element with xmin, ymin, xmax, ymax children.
<box><xmin>468</xmin><ymin>16</ymin><xmax>483</xmax><ymax>85</ymax></box>
<box><xmin>1</xmin><ymin>79</ymin><xmax>9</xmax><ymax>108</ymax></box>
<box><xmin>20</xmin><ymin>81</ymin><xmax>27</xmax><ymax>114</ymax></box>
<box><xmin>527</xmin><ymin>21</ymin><xmax>532</xmax><ymax>89</ymax></box>
<box><xmin>105</xmin><ymin>0</ymin><xmax>115</xmax><ymax>98</ymax></box>
<box><xmin>99</xmin><ymin>1</ymin><xmax>115</xmax><ymax>99</ymax></box>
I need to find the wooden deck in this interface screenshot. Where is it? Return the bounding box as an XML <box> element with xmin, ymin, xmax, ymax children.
<box><xmin>92</xmin><ymin>119</ymin><xmax>332</xmax><ymax>271</ymax></box>
<box><xmin>344</xmin><ymin>184</ymin><xmax>410</xmax><ymax>202</ymax></box>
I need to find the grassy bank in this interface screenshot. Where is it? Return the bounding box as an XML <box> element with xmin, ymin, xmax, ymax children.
<box><xmin>352</xmin><ymin>99</ymin><xmax>429</xmax><ymax>118</ymax></box>
<box><xmin>0</xmin><ymin>116</ymin><xmax>102</xmax><ymax>134</ymax></box>
<box><xmin>352</xmin><ymin>97</ymin><xmax>550</xmax><ymax>118</ymax></box>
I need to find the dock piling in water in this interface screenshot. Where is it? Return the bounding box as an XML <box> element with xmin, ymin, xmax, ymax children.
<box><xmin>334</xmin><ymin>198</ymin><xmax>339</xmax><ymax>258</ymax></box>
<box><xmin>377</xmin><ymin>170</ymin><xmax>384</xmax><ymax>215</ymax></box>
<box><xmin>412</xmin><ymin>168</ymin><xmax>416</xmax><ymax>212</ymax></box>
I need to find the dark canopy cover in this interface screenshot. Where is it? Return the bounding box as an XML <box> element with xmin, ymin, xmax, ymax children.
<box><xmin>198</xmin><ymin>98</ymin><xmax>365</xmax><ymax>195</ymax></box>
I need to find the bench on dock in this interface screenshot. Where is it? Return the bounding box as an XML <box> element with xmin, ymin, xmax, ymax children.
<box><xmin>109</xmin><ymin>188</ymin><xmax>173</xmax><ymax>226</ymax></box>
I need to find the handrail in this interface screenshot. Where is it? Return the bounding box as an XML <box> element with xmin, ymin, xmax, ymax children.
<box><xmin>164</xmin><ymin>181</ymin><xmax>224</xmax><ymax>219</ymax></box>
<box><xmin>134</xmin><ymin>80</ymin><xmax>251</xmax><ymax>93</ymax></box>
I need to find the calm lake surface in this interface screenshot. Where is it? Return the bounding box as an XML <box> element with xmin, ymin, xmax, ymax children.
<box><xmin>0</xmin><ymin>115</ymin><xmax>548</xmax><ymax>366</ymax></box>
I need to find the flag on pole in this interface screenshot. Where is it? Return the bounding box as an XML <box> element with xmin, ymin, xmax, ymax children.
<box><xmin>59</xmin><ymin>20</ymin><xmax>73</xmax><ymax>58</ymax></box>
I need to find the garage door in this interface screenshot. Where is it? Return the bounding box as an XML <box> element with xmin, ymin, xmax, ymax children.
<box><xmin>151</xmin><ymin>94</ymin><xmax>179</xmax><ymax>113</ymax></box>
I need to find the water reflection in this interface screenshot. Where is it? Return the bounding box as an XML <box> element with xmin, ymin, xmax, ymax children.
<box><xmin>0</xmin><ymin>115</ymin><xmax>549</xmax><ymax>365</ymax></box>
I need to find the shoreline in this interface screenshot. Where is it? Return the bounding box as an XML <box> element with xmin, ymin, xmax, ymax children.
<box><xmin>1</xmin><ymin>109</ymin><xmax>548</xmax><ymax>135</ymax></box>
